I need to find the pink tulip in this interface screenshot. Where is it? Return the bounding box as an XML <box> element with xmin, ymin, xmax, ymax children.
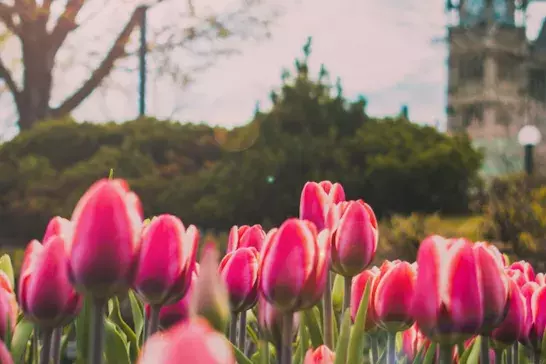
<box><xmin>0</xmin><ymin>340</ymin><xmax>13</xmax><ymax>364</ymax></box>
<box><xmin>535</xmin><ymin>273</ymin><xmax>546</xmax><ymax>286</ymax></box>
<box><xmin>401</xmin><ymin>324</ymin><xmax>430</xmax><ymax>362</ymax></box>
<box><xmin>19</xmin><ymin>236</ymin><xmax>82</xmax><ymax>328</ymax></box>
<box><xmin>509</xmin><ymin>261</ymin><xmax>535</xmax><ymax>282</ymax></box>
<box><xmin>144</xmin><ymin>268</ymin><xmax>198</xmax><ymax>329</ymax></box>
<box><xmin>134</xmin><ymin>215</ymin><xmax>198</xmax><ymax>306</ymax></box>
<box><xmin>472</xmin><ymin>242</ymin><xmax>509</xmax><ymax>334</ymax></box>
<box><xmin>303</xmin><ymin>345</ymin><xmax>335</xmax><ymax>364</ymax></box>
<box><xmin>68</xmin><ymin>179</ymin><xmax>143</xmax><ymax>298</ymax></box>
<box><xmin>137</xmin><ymin>318</ymin><xmax>235</xmax><ymax>364</ymax></box>
<box><xmin>42</xmin><ymin>216</ymin><xmax>72</xmax><ymax>245</ymax></box>
<box><xmin>330</xmin><ymin>200</ymin><xmax>378</xmax><ymax>277</ymax></box>
<box><xmin>350</xmin><ymin>266</ymin><xmax>380</xmax><ymax>331</ymax></box>
<box><xmin>506</xmin><ymin>268</ymin><xmax>527</xmax><ymax>288</ymax></box>
<box><xmin>527</xmin><ymin>284</ymin><xmax>546</xmax><ymax>353</ymax></box>
<box><xmin>219</xmin><ymin>247</ymin><xmax>259</xmax><ymax>313</ymax></box>
<box><xmin>260</xmin><ymin>219</ymin><xmax>330</xmax><ymax>311</ymax></box>
<box><xmin>226</xmin><ymin>225</ymin><xmax>265</xmax><ymax>253</ymax></box>
<box><xmin>299</xmin><ymin>181</ymin><xmax>345</xmax><ymax>231</ymax></box>
<box><xmin>520</xmin><ymin>281</ymin><xmax>539</xmax><ymax>345</ymax></box>
<box><xmin>257</xmin><ymin>295</ymin><xmax>300</xmax><ymax>347</ymax></box>
<box><xmin>0</xmin><ymin>271</ymin><xmax>16</xmax><ymax>341</ymax></box>
<box><xmin>411</xmin><ymin>236</ymin><xmax>483</xmax><ymax>344</ymax></box>
<box><xmin>491</xmin><ymin>277</ymin><xmax>526</xmax><ymax>346</ymax></box>
<box><xmin>374</xmin><ymin>260</ymin><xmax>416</xmax><ymax>332</ymax></box>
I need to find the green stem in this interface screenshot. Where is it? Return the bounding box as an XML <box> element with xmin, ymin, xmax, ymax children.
<box><xmin>480</xmin><ymin>336</ymin><xmax>490</xmax><ymax>364</ymax></box>
<box><xmin>90</xmin><ymin>299</ymin><xmax>106</xmax><ymax>364</ymax></box>
<box><xmin>534</xmin><ymin>351</ymin><xmax>541</xmax><ymax>364</ymax></box>
<box><xmin>494</xmin><ymin>349</ymin><xmax>503</xmax><ymax>364</ymax></box>
<box><xmin>39</xmin><ymin>328</ymin><xmax>53</xmax><ymax>364</ymax></box>
<box><xmin>323</xmin><ymin>272</ymin><xmax>334</xmax><ymax>349</ymax></box>
<box><xmin>513</xmin><ymin>342</ymin><xmax>519</xmax><ymax>364</ymax></box>
<box><xmin>506</xmin><ymin>346</ymin><xmax>513</xmax><ymax>364</ymax></box>
<box><xmin>439</xmin><ymin>344</ymin><xmax>452</xmax><ymax>364</ymax></box>
<box><xmin>387</xmin><ymin>332</ymin><xmax>396</xmax><ymax>364</ymax></box>
<box><xmin>343</xmin><ymin>276</ymin><xmax>352</xmax><ymax>313</ymax></box>
<box><xmin>238</xmin><ymin>311</ymin><xmax>247</xmax><ymax>351</ymax></box>
<box><xmin>260</xmin><ymin>339</ymin><xmax>269</xmax><ymax>364</ymax></box>
<box><xmin>281</xmin><ymin>312</ymin><xmax>293</xmax><ymax>364</ymax></box>
<box><xmin>370</xmin><ymin>335</ymin><xmax>379</xmax><ymax>363</ymax></box>
<box><xmin>230</xmin><ymin>313</ymin><xmax>239</xmax><ymax>345</ymax></box>
<box><xmin>147</xmin><ymin>304</ymin><xmax>161</xmax><ymax>339</ymax></box>
<box><xmin>51</xmin><ymin>327</ymin><xmax>62</xmax><ymax>364</ymax></box>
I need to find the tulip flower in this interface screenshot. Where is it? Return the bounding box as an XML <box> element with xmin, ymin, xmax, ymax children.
<box><xmin>43</xmin><ymin>216</ymin><xmax>72</xmax><ymax>245</ymax></box>
<box><xmin>525</xmin><ymin>284</ymin><xmax>546</xmax><ymax>354</ymax></box>
<box><xmin>303</xmin><ymin>345</ymin><xmax>335</xmax><ymax>364</ymax></box>
<box><xmin>519</xmin><ymin>281</ymin><xmax>539</xmax><ymax>345</ymax></box>
<box><xmin>374</xmin><ymin>260</ymin><xmax>417</xmax><ymax>332</ymax></box>
<box><xmin>509</xmin><ymin>261</ymin><xmax>535</xmax><ymax>283</ymax></box>
<box><xmin>134</xmin><ymin>215</ymin><xmax>198</xmax><ymax>307</ymax></box>
<box><xmin>190</xmin><ymin>244</ymin><xmax>230</xmax><ymax>333</ymax></box>
<box><xmin>472</xmin><ymin>242</ymin><xmax>509</xmax><ymax>334</ymax></box>
<box><xmin>0</xmin><ymin>340</ymin><xmax>13</xmax><ymax>364</ymax></box>
<box><xmin>257</xmin><ymin>295</ymin><xmax>300</xmax><ymax>348</ymax></box>
<box><xmin>67</xmin><ymin>179</ymin><xmax>143</xmax><ymax>298</ymax></box>
<box><xmin>260</xmin><ymin>218</ymin><xmax>330</xmax><ymax>312</ymax></box>
<box><xmin>330</xmin><ymin>200</ymin><xmax>378</xmax><ymax>277</ymax></box>
<box><xmin>0</xmin><ymin>271</ymin><xmax>16</xmax><ymax>342</ymax></box>
<box><xmin>137</xmin><ymin>318</ymin><xmax>235</xmax><ymax>364</ymax></box>
<box><xmin>506</xmin><ymin>268</ymin><xmax>527</xmax><ymax>288</ymax></box>
<box><xmin>350</xmin><ymin>266</ymin><xmax>380</xmax><ymax>331</ymax></box>
<box><xmin>144</xmin><ymin>268</ymin><xmax>198</xmax><ymax>330</ymax></box>
<box><xmin>411</xmin><ymin>236</ymin><xmax>483</xmax><ymax>345</ymax></box>
<box><xmin>491</xmin><ymin>278</ymin><xmax>526</xmax><ymax>347</ymax></box>
<box><xmin>401</xmin><ymin>324</ymin><xmax>430</xmax><ymax>362</ymax></box>
<box><xmin>299</xmin><ymin>181</ymin><xmax>345</xmax><ymax>231</ymax></box>
<box><xmin>535</xmin><ymin>273</ymin><xmax>546</xmax><ymax>286</ymax></box>
<box><xmin>19</xmin><ymin>237</ymin><xmax>82</xmax><ymax>328</ymax></box>
<box><xmin>226</xmin><ymin>225</ymin><xmax>265</xmax><ymax>253</ymax></box>
<box><xmin>219</xmin><ymin>247</ymin><xmax>260</xmax><ymax>313</ymax></box>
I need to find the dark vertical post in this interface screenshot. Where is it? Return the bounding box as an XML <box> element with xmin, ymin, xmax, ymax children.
<box><xmin>524</xmin><ymin>144</ymin><xmax>534</xmax><ymax>176</ymax></box>
<box><xmin>139</xmin><ymin>7</ymin><xmax>148</xmax><ymax>117</ymax></box>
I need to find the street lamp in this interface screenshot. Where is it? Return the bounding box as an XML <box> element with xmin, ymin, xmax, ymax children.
<box><xmin>517</xmin><ymin>125</ymin><xmax>542</xmax><ymax>175</ymax></box>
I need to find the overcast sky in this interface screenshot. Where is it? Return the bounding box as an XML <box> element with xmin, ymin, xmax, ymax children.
<box><xmin>2</xmin><ymin>0</ymin><xmax>546</xmax><ymax>139</ymax></box>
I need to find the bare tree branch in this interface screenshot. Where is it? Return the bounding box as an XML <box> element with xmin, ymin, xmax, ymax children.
<box><xmin>0</xmin><ymin>3</ymin><xmax>21</xmax><ymax>35</ymax></box>
<box><xmin>49</xmin><ymin>0</ymin><xmax>85</xmax><ymax>55</ymax></box>
<box><xmin>0</xmin><ymin>55</ymin><xmax>22</xmax><ymax>111</ymax></box>
<box><xmin>13</xmin><ymin>0</ymin><xmax>37</xmax><ymax>24</ymax></box>
<box><xmin>51</xmin><ymin>5</ymin><xmax>146</xmax><ymax>117</ymax></box>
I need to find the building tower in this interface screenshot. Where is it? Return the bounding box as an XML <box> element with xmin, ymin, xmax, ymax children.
<box><xmin>446</xmin><ymin>0</ymin><xmax>546</xmax><ymax>174</ymax></box>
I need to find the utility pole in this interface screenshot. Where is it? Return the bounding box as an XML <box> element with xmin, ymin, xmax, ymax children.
<box><xmin>138</xmin><ymin>7</ymin><xmax>148</xmax><ymax>117</ymax></box>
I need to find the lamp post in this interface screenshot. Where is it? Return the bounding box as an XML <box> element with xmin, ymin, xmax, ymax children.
<box><xmin>517</xmin><ymin>125</ymin><xmax>542</xmax><ymax>175</ymax></box>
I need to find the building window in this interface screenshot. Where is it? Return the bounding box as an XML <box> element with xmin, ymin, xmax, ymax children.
<box><xmin>498</xmin><ymin>55</ymin><xmax>520</xmax><ymax>80</ymax></box>
<box><xmin>459</xmin><ymin>56</ymin><xmax>484</xmax><ymax>80</ymax></box>
<box><xmin>529</xmin><ymin>69</ymin><xmax>546</xmax><ymax>102</ymax></box>
<box><xmin>462</xmin><ymin>104</ymin><xmax>484</xmax><ymax>127</ymax></box>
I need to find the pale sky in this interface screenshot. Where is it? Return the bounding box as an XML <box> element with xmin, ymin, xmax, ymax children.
<box><xmin>2</xmin><ymin>0</ymin><xmax>546</xmax><ymax>139</ymax></box>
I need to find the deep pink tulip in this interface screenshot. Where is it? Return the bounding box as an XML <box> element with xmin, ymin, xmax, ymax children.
<box><xmin>527</xmin><ymin>284</ymin><xmax>546</xmax><ymax>353</ymax></box>
<box><xmin>68</xmin><ymin>179</ymin><xmax>143</xmax><ymax>298</ymax></box>
<box><xmin>520</xmin><ymin>281</ymin><xmax>539</xmax><ymax>345</ymax></box>
<box><xmin>303</xmin><ymin>345</ymin><xmax>335</xmax><ymax>364</ymax></box>
<box><xmin>374</xmin><ymin>260</ymin><xmax>417</xmax><ymax>332</ymax></box>
<box><xmin>0</xmin><ymin>340</ymin><xmax>13</xmax><ymax>364</ymax></box>
<box><xmin>260</xmin><ymin>219</ymin><xmax>330</xmax><ymax>312</ymax></box>
<box><xmin>19</xmin><ymin>237</ymin><xmax>82</xmax><ymax>328</ymax></box>
<box><xmin>350</xmin><ymin>266</ymin><xmax>380</xmax><ymax>331</ymax></box>
<box><xmin>134</xmin><ymin>215</ymin><xmax>198</xmax><ymax>306</ymax></box>
<box><xmin>401</xmin><ymin>324</ymin><xmax>430</xmax><ymax>362</ymax></box>
<box><xmin>411</xmin><ymin>236</ymin><xmax>483</xmax><ymax>344</ymax></box>
<box><xmin>506</xmin><ymin>268</ymin><xmax>527</xmax><ymax>288</ymax></box>
<box><xmin>43</xmin><ymin>216</ymin><xmax>72</xmax><ymax>245</ymax></box>
<box><xmin>299</xmin><ymin>181</ymin><xmax>345</xmax><ymax>231</ymax></box>
<box><xmin>330</xmin><ymin>200</ymin><xmax>377</xmax><ymax>277</ymax></box>
<box><xmin>219</xmin><ymin>247</ymin><xmax>259</xmax><ymax>313</ymax></box>
<box><xmin>509</xmin><ymin>261</ymin><xmax>535</xmax><ymax>282</ymax></box>
<box><xmin>0</xmin><ymin>271</ymin><xmax>16</xmax><ymax>341</ymax></box>
<box><xmin>257</xmin><ymin>295</ymin><xmax>300</xmax><ymax>347</ymax></box>
<box><xmin>491</xmin><ymin>277</ymin><xmax>526</xmax><ymax>346</ymax></box>
<box><xmin>226</xmin><ymin>225</ymin><xmax>265</xmax><ymax>253</ymax></box>
<box><xmin>145</xmin><ymin>268</ymin><xmax>198</xmax><ymax>329</ymax></box>
<box><xmin>536</xmin><ymin>273</ymin><xmax>546</xmax><ymax>286</ymax></box>
<box><xmin>137</xmin><ymin>318</ymin><xmax>235</xmax><ymax>364</ymax></box>
<box><xmin>472</xmin><ymin>242</ymin><xmax>509</xmax><ymax>334</ymax></box>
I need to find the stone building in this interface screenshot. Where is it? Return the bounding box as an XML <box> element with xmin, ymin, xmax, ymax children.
<box><xmin>446</xmin><ymin>0</ymin><xmax>546</xmax><ymax>175</ymax></box>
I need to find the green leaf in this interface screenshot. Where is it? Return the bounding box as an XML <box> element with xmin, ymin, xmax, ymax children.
<box><xmin>104</xmin><ymin>318</ymin><xmax>131</xmax><ymax>364</ymax></box>
<box><xmin>108</xmin><ymin>297</ymin><xmax>138</xmax><ymax>362</ymax></box>
<box><xmin>246</xmin><ymin>321</ymin><xmax>259</xmax><ymax>346</ymax></box>
<box><xmin>346</xmin><ymin>281</ymin><xmax>371</xmax><ymax>364</ymax></box>
<box><xmin>128</xmin><ymin>290</ymin><xmax>144</xmax><ymax>345</ymax></box>
<box><xmin>459</xmin><ymin>337</ymin><xmax>480</xmax><ymax>364</ymax></box>
<box><xmin>422</xmin><ymin>342</ymin><xmax>436</xmax><ymax>364</ymax></box>
<box><xmin>59</xmin><ymin>324</ymin><xmax>74</xmax><ymax>360</ymax></box>
<box><xmin>0</xmin><ymin>254</ymin><xmax>14</xmax><ymax>289</ymax></box>
<box><xmin>10</xmin><ymin>318</ymin><xmax>33</xmax><ymax>364</ymax></box>
<box><xmin>333</xmin><ymin>310</ymin><xmax>351</xmax><ymax>364</ymax></box>
<box><xmin>303</xmin><ymin>308</ymin><xmax>323</xmax><ymax>348</ymax></box>
<box><xmin>230</xmin><ymin>340</ymin><xmax>253</xmax><ymax>364</ymax></box>
<box><xmin>332</xmin><ymin>311</ymin><xmax>339</xmax><ymax>348</ymax></box>
<box><xmin>331</xmin><ymin>274</ymin><xmax>344</xmax><ymax>314</ymax></box>
<box><xmin>75</xmin><ymin>296</ymin><xmax>93</xmax><ymax>361</ymax></box>
<box><xmin>294</xmin><ymin>322</ymin><xmax>309</xmax><ymax>364</ymax></box>
<box><xmin>411</xmin><ymin>344</ymin><xmax>425</xmax><ymax>364</ymax></box>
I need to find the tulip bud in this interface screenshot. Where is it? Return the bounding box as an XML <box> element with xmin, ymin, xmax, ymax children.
<box><xmin>374</xmin><ymin>261</ymin><xmax>417</xmax><ymax>332</ymax></box>
<box><xmin>137</xmin><ymin>318</ymin><xmax>235</xmax><ymax>364</ymax></box>
<box><xmin>19</xmin><ymin>237</ymin><xmax>82</xmax><ymax>328</ymax></box>
<box><xmin>506</xmin><ymin>268</ymin><xmax>527</xmax><ymax>288</ymax></box>
<box><xmin>0</xmin><ymin>271</ymin><xmax>16</xmax><ymax>341</ymax></box>
<box><xmin>401</xmin><ymin>324</ymin><xmax>430</xmax><ymax>362</ymax></box>
<box><xmin>190</xmin><ymin>244</ymin><xmax>230</xmax><ymax>332</ymax></box>
<box><xmin>68</xmin><ymin>179</ymin><xmax>143</xmax><ymax>298</ymax></box>
<box><xmin>350</xmin><ymin>267</ymin><xmax>380</xmax><ymax>331</ymax></box>
<box><xmin>491</xmin><ymin>278</ymin><xmax>526</xmax><ymax>348</ymax></box>
<box><xmin>257</xmin><ymin>295</ymin><xmax>300</xmax><ymax>348</ymax></box>
<box><xmin>330</xmin><ymin>200</ymin><xmax>377</xmax><ymax>277</ymax></box>
<box><xmin>134</xmin><ymin>215</ymin><xmax>198</xmax><ymax>306</ymax></box>
<box><xmin>226</xmin><ymin>225</ymin><xmax>265</xmax><ymax>253</ymax></box>
<box><xmin>43</xmin><ymin>216</ymin><xmax>72</xmax><ymax>245</ymax></box>
<box><xmin>219</xmin><ymin>247</ymin><xmax>259</xmax><ymax>313</ymax></box>
<box><xmin>303</xmin><ymin>345</ymin><xmax>335</xmax><ymax>364</ymax></box>
<box><xmin>509</xmin><ymin>261</ymin><xmax>535</xmax><ymax>282</ymax></box>
<box><xmin>528</xmin><ymin>284</ymin><xmax>546</xmax><ymax>354</ymax></box>
<box><xmin>0</xmin><ymin>340</ymin><xmax>13</xmax><ymax>364</ymax></box>
<box><xmin>519</xmin><ymin>281</ymin><xmax>539</xmax><ymax>345</ymax></box>
<box><xmin>260</xmin><ymin>219</ymin><xmax>330</xmax><ymax>312</ymax></box>
<box><xmin>536</xmin><ymin>273</ymin><xmax>546</xmax><ymax>286</ymax></box>
<box><xmin>300</xmin><ymin>181</ymin><xmax>345</xmax><ymax>231</ymax></box>
<box><xmin>145</xmin><ymin>268</ymin><xmax>198</xmax><ymax>329</ymax></box>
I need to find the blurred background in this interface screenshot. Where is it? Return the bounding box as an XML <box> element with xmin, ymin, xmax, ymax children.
<box><xmin>0</xmin><ymin>0</ymin><xmax>545</xmax><ymax>273</ymax></box>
